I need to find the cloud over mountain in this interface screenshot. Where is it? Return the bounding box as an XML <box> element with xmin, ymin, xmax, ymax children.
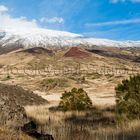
<box><xmin>40</xmin><ymin>17</ymin><xmax>64</xmax><ymax>24</ymax></box>
<box><xmin>0</xmin><ymin>5</ymin><xmax>38</xmax><ymax>30</ymax></box>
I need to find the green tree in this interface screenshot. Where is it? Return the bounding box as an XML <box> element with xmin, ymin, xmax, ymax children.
<box><xmin>115</xmin><ymin>75</ymin><xmax>140</xmax><ymax>119</ymax></box>
<box><xmin>59</xmin><ymin>88</ymin><xmax>93</xmax><ymax>111</ymax></box>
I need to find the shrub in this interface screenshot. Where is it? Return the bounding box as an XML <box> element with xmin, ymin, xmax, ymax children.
<box><xmin>40</xmin><ymin>78</ymin><xmax>68</xmax><ymax>91</ymax></box>
<box><xmin>59</xmin><ymin>88</ymin><xmax>93</xmax><ymax>111</ymax></box>
<box><xmin>2</xmin><ymin>75</ymin><xmax>11</xmax><ymax>81</ymax></box>
<box><xmin>115</xmin><ymin>75</ymin><xmax>140</xmax><ymax>119</ymax></box>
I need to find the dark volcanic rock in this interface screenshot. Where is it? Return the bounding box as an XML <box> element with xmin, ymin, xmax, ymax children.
<box><xmin>135</xmin><ymin>57</ymin><xmax>140</xmax><ymax>63</ymax></box>
<box><xmin>22</xmin><ymin>121</ymin><xmax>54</xmax><ymax>140</ymax></box>
<box><xmin>88</xmin><ymin>48</ymin><xmax>140</xmax><ymax>63</ymax></box>
<box><xmin>0</xmin><ymin>44</ymin><xmax>23</xmax><ymax>55</ymax></box>
<box><xmin>19</xmin><ymin>47</ymin><xmax>54</xmax><ymax>56</ymax></box>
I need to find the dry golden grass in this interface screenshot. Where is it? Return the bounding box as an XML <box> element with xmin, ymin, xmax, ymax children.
<box><xmin>25</xmin><ymin>105</ymin><xmax>140</xmax><ymax>140</ymax></box>
<box><xmin>0</xmin><ymin>127</ymin><xmax>34</xmax><ymax>140</ymax></box>
<box><xmin>25</xmin><ymin>104</ymin><xmax>91</xmax><ymax>124</ymax></box>
<box><xmin>25</xmin><ymin>105</ymin><xmax>113</xmax><ymax>139</ymax></box>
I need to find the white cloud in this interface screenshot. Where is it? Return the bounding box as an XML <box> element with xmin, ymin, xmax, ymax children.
<box><xmin>85</xmin><ymin>18</ymin><xmax>140</xmax><ymax>27</ymax></box>
<box><xmin>40</xmin><ymin>17</ymin><xmax>64</xmax><ymax>24</ymax></box>
<box><xmin>110</xmin><ymin>0</ymin><xmax>140</xmax><ymax>3</ymax></box>
<box><xmin>110</xmin><ymin>0</ymin><xmax>122</xmax><ymax>3</ymax></box>
<box><xmin>0</xmin><ymin>5</ymin><xmax>64</xmax><ymax>31</ymax></box>
<box><xmin>0</xmin><ymin>5</ymin><xmax>38</xmax><ymax>30</ymax></box>
<box><xmin>0</xmin><ymin>5</ymin><xmax>8</xmax><ymax>13</ymax></box>
<box><xmin>131</xmin><ymin>0</ymin><xmax>140</xmax><ymax>2</ymax></box>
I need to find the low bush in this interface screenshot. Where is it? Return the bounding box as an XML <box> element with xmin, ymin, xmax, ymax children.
<box><xmin>59</xmin><ymin>88</ymin><xmax>93</xmax><ymax>111</ymax></box>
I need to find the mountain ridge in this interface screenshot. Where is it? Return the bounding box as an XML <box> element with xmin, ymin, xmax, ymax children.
<box><xmin>0</xmin><ymin>28</ymin><xmax>140</xmax><ymax>52</ymax></box>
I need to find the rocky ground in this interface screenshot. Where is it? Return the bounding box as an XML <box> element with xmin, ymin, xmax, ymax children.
<box><xmin>0</xmin><ymin>83</ymin><xmax>47</xmax><ymax>129</ymax></box>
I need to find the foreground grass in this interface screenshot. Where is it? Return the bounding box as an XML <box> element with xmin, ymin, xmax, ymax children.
<box><xmin>0</xmin><ymin>127</ymin><xmax>34</xmax><ymax>140</ymax></box>
<box><xmin>25</xmin><ymin>105</ymin><xmax>140</xmax><ymax>140</ymax></box>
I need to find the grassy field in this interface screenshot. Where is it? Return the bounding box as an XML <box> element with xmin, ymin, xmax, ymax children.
<box><xmin>0</xmin><ymin>127</ymin><xmax>34</xmax><ymax>140</ymax></box>
<box><xmin>25</xmin><ymin>104</ymin><xmax>140</xmax><ymax>140</ymax></box>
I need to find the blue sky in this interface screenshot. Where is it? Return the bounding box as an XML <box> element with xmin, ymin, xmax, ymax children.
<box><xmin>0</xmin><ymin>0</ymin><xmax>140</xmax><ymax>40</ymax></box>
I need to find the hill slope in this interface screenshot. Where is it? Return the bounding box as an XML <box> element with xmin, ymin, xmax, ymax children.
<box><xmin>64</xmin><ymin>47</ymin><xmax>91</xmax><ymax>59</ymax></box>
<box><xmin>0</xmin><ymin>83</ymin><xmax>47</xmax><ymax>127</ymax></box>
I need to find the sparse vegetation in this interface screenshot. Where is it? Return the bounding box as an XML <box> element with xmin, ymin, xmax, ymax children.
<box><xmin>2</xmin><ymin>75</ymin><xmax>11</xmax><ymax>81</ymax></box>
<box><xmin>115</xmin><ymin>75</ymin><xmax>140</xmax><ymax>120</ymax></box>
<box><xmin>40</xmin><ymin>78</ymin><xmax>68</xmax><ymax>91</ymax></box>
<box><xmin>58</xmin><ymin>88</ymin><xmax>93</xmax><ymax>111</ymax></box>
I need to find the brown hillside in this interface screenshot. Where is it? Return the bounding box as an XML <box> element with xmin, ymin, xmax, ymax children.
<box><xmin>64</xmin><ymin>47</ymin><xmax>91</xmax><ymax>59</ymax></box>
<box><xmin>19</xmin><ymin>47</ymin><xmax>54</xmax><ymax>56</ymax></box>
<box><xmin>0</xmin><ymin>83</ymin><xmax>47</xmax><ymax>106</ymax></box>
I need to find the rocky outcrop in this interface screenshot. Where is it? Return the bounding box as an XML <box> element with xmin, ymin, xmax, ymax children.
<box><xmin>0</xmin><ymin>83</ymin><xmax>54</xmax><ymax>139</ymax></box>
<box><xmin>22</xmin><ymin>121</ymin><xmax>54</xmax><ymax>140</ymax></box>
<box><xmin>0</xmin><ymin>83</ymin><xmax>47</xmax><ymax>128</ymax></box>
<box><xmin>0</xmin><ymin>83</ymin><xmax>47</xmax><ymax>106</ymax></box>
<box><xmin>0</xmin><ymin>95</ymin><xmax>28</xmax><ymax>128</ymax></box>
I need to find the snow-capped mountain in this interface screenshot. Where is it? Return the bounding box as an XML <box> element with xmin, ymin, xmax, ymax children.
<box><xmin>0</xmin><ymin>27</ymin><xmax>140</xmax><ymax>50</ymax></box>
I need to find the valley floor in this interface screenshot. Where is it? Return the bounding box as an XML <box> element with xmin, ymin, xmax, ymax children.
<box><xmin>0</xmin><ymin>47</ymin><xmax>140</xmax><ymax>139</ymax></box>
